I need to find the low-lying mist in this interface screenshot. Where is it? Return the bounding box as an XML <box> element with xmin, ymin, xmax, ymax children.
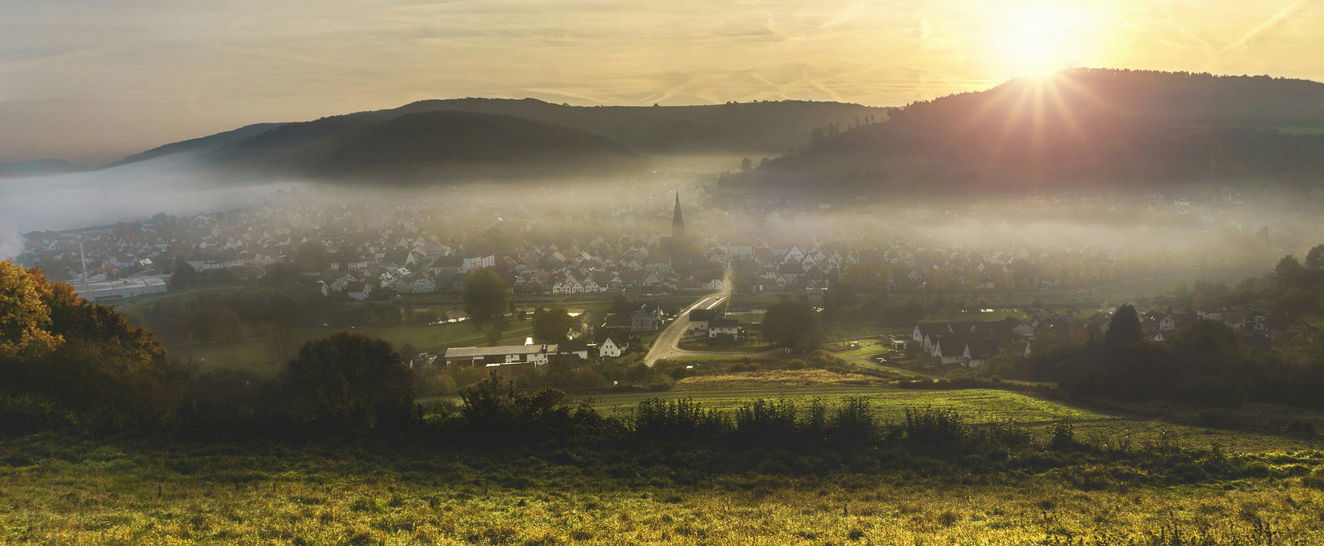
<box><xmin>4</xmin><ymin>151</ymin><xmax>1321</xmax><ymax>279</ymax></box>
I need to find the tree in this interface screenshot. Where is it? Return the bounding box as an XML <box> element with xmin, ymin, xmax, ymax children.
<box><xmin>171</xmin><ymin>257</ymin><xmax>198</xmax><ymax>288</ymax></box>
<box><xmin>279</xmin><ymin>332</ymin><xmax>415</xmax><ymax>432</ymax></box>
<box><xmin>879</xmin><ymin>299</ymin><xmax>926</xmax><ymax>327</ymax></box>
<box><xmin>463</xmin><ymin>268</ymin><xmax>510</xmax><ymax>327</ymax></box>
<box><xmin>761</xmin><ymin>300</ymin><xmax>822</xmax><ymax>353</ymax></box>
<box><xmin>740</xmin><ymin>157</ymin><xmax>752</xmax><ymax>171</ymax></box>
<box><xmin>1275</xmin><ymin>255</ymin><xmax>1306</xmax><ymax>289</ymax></box>
<box><xmin>532</xmin><ymin>307</ymin><xmax>575</xmax><ymax>342</ymax></box>
<box><xmin>0</xmin><ymin>261</ymin><xmax>61</xmax><ymax>357</ymax></box>
<box><xmin>1103</xmin><ymin>304</ymin><xmax>1143</xmax><ymax>350</ymax></box>
<box><xmin>1306</xmin><ymin>245</ymin><xmax>1324</xmax><ymax>271</ymax></box>
<box><xmin>3</xmin><ymin>265</ymin><xmax>187</xmax><ymax>431</ymax></box>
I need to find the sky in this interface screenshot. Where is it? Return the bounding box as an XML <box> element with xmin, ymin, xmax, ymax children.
<box><xmin>2</xmin><ymin>0</ymin><xmax>1323</xmax><ymax>164</ymax></box>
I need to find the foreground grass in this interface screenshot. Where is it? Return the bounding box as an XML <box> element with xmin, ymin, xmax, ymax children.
<box><xmin>1</xmin><ymin>434</ymin><xmax>1322</xmax><ymax>545</ymax></box>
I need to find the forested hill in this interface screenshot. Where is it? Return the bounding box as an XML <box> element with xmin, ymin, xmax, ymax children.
<box><xmin>731</xmin><ymin>69</ymin><xmax>1324</xmax><ymax>193</ymax></box>
<box><xmin>380</xmin><ymin>98</ymin><xmax>890</xmax><ymax>154</ymax></box>
<box><xmin>108</xmin><ymin>123</ymin><xmax>284</xmax><ymax>169</ymax></box>
<box><xmin>194</xmin><ymin>110</ymin><xmax>648</xmax><ymax>183</ymax></box>
<box><xmin>108</xmin><ymin>99</ymin><xmax>890</xmax><ymax>174</ymax></box>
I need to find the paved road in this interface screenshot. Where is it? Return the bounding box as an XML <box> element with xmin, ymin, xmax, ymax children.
<box><xmin>642</xmin><ymin>291</ymin><xmax>728</xmax><ymax>366</ymax></box>
<box><xmin>643</xmin><ymin>267</ymin><xmax>780</xmax><ymax>366</ymax></box>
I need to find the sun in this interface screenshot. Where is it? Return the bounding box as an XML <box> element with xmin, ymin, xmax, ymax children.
<box><xmin>986</xmin><ymin>3</ymin><xmax>1096</xmax><ymax>80</ymax></box>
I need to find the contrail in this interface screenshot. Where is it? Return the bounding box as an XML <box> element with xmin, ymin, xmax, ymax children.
<box><xmin>1221</xmin><ymin>0</ymin><xmax>1307</xmax><ymax>53</ymax></box>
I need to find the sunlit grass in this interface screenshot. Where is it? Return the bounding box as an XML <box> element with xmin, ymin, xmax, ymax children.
<box><xmin>0</xmin><ymin>434</ymin><xmax>1320</xmax><ymax>544</ymax></box>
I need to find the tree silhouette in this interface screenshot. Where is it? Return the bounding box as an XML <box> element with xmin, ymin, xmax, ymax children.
<box><xmin>532</xmin><ymin>307</ymin><xmax>575</xmax><ymax>342</ymax></box>
<box><xmin>1103</xmin><ymin>304</ymin><xmax>1143</xmax><ymax>350</ymax></box>
<box><xmin>762</xmin><ymin>300</ymin><xmax>822</xmax><ymax>353</ymax></box>
<box><xmin>463</xmin><ymin>268</ymin><xmax>510</xmax><ymax>327</ymax></box>
<box><xmin>279</xmin><ymin>332</ymin><xmax>414</xmax><ymax>432</ymax></box>
<box><xmin>1305</xmin><ymin>245</ymin><xmax>1324</xmax><ymax>271</ymax></box>
<box><xmin>1275</xmin><ymin>255</ymin><xmax>1306</xmax><ymax>289</ymax></box>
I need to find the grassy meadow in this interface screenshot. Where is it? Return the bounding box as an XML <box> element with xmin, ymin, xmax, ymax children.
<box><xmin>1</xmin><ymin>425</ymin><xmax>1322</xmax><ymax>545</ymax></box>
<box><xmin>13</xmin><ymin>283</ymin><xmax>1323</xmax><ymax>544</ymax></box>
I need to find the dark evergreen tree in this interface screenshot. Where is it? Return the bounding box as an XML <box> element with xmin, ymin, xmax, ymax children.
<box><xmin>531</xmin><ymin>307</ymin><xmax>575</xmax><ymax>342</ymax></box>
<box><xmin>761</xmin><ymin>300</ymin><xmax>822</xmax><ymax>353</ymax></box>
<box><xmin>1103</xmin><ymin>304</ymin><xmax>1143</xmax><ymax>349</ymax></box>
<box><xmin>463</xmin><ymin>268</ymin><xmax>510</xmax><ymax>327</ymax></box>
<box><xmin>1305</xmin><ymin>244</ymin><xmax>1324</xmax><ymax>270</ymax></box>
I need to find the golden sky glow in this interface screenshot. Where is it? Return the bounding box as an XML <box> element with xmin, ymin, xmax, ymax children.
<box><xmin>2</xmin><ymin>0</ymin><xmax>1322</xmax><ymax>162</ymax></box>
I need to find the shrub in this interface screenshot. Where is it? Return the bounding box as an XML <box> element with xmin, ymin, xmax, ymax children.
<box><xmin>180</xmin><ymin>369</ymin><xmax>273</xmax><ymax>436</ymax></box>
<box><xmin>634</xmin><ymin>398</ymin><xmax>728</xmax><ymax>441</ymax></box>
<box><xmin>0</xmin><ymin>394</ymin><xmax>71</xmax><ymax>437</ymax></box>
<box><xmin>827</xmin><ymin>397</ymin><xmax>875</xmax><ymax>445</ymax></box>
<box><xmin>456</xmin><ymin>373</ymin><xmax>605</xmax><ymax>442</ymax></box>
<box><xmin>278</xmin><ymin>332</ymin><xmax>416</xmax><ymax>433</ymax></box>
<box><xmin>732</xmin><ymin>399</ymin><xmax>798</xmax><ymax>445</ymax></box>
<box><xmin>1050</xmin><ymin>419</ymin><xmax>1083</xmax><ymax>451</ymax></box>
<box><xmin>903</xmin><ymin>408</ymin><xmax>965</xmax><ymax>447</ymax></box>
<box><xmin>984</xmin><ymin>419</ymin><xmax>1033</xmax><ymax>449</ymax></box>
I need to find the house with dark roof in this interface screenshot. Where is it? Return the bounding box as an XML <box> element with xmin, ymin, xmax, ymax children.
<box><xmin>688</xmin><ymin>308</ymin><xmax>720</xmax><ymax>333</ymax></box>
<box><xmin>708</xmin><ymin>318</ymin><xmax>741</xmax><ymax>338</ymax></box>
<box><xmin>631</xmin><ymin>305</ymin><xmax>663</xmax><ymax>332</ymax></box>
<box><xmin>961</xmin><ymin>339</ymin><xmax>999</xmax><ymax>367</ymax></box>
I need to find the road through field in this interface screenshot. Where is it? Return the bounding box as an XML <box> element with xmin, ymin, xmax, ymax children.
<box><xmin>643</xmin><ymin>266</ymin><xmax>779</xmax><ymax>366</ymax></box>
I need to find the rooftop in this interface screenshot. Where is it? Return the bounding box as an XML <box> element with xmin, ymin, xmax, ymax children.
<box><xmin>444</xmin><ymin>344</ymin><xmax>558</xmax><ymax>359</ymax></box>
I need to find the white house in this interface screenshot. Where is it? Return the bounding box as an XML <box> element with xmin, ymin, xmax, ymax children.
<box><xmin>406</xmin><ymin>277</ymin><xmax>435</xmax><ymax>294</ymax></box>
<box><xmin>460</xmin><ymin>255</ymin><xmax>496</xmax><ymax>274</ymax></box>
<box><xmin>708</xmin><ymin>318</ymin><xmax>741</xmax><ymax>338</ymax></box>
<box><xmin>599</xmin><ymin>337</ymin><xmax>628</xmax><ymax>358</ymax></box>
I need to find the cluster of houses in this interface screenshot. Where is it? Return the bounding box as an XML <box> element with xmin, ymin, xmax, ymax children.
<box><xmin>911</xmin><ymin>304</ymin><xmax>1309</xmax><ymax>367</ymax></box>
<box><xmin>911</xmin><ymin>317</ymin><xmax>1034</xmax><ymax>367</ymax></box>
<box><xmin>440</xmin><ymin>326</ymin><xmax>643</xmax><ymax>379</ymax></box>
<box><xmin>18</xmin><ymin>191</ymin><xmax>1265</xmax><ymax>302</ymax></box>
<box><xmin>687</xmin><ymin>308</ymin><xmax>742</xmax><ymax>339</ymax></box>
<box><xmin>438</xmin><ymin>302</ymin><xmax>676</xmax><ymax>376</ymax></box>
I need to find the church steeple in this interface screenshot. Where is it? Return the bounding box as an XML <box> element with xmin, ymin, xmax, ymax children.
<box><xmin>671</xmin><ymin>188</ymin><xmax>685</xmax><ymax>240</ymax></box>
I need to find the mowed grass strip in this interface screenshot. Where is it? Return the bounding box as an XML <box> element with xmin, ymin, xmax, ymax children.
<box><xmin>574</xmin><ymin>387</ymin><xmax>1107</xmax><ymax>423</ymax></box>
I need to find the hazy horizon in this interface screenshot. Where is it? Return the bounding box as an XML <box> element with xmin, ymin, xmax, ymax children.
<box><xmin>4</xmin><ymin>0</ymin><xmax>1324</xmax><ymax>164</ymax></box>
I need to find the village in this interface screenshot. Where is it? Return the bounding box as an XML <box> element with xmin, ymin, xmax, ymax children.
<box><xmin>15</xmin><ymin>189</ymin><xmax>1271</xmax><ymax>306</ymax></box>
<box><xmin>11</xmin><ymin>186</ymin><xmax>1307</xmax><ymax>385</ymax></box>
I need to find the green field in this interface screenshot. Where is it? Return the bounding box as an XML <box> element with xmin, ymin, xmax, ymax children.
<box><xmin>25</xmin><ymin>285</ymin><xmax>1319</xmax><ymax>543</ymax></box>
<box><xmin>1</xmin><ymin>412</ymin><xmax>1321</xmax><ymax>544</ymax></box>
<box><xmin>421</xmin><ymin>374</ymin><xmax>1317</xmax><ymax>453</ymax></box>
